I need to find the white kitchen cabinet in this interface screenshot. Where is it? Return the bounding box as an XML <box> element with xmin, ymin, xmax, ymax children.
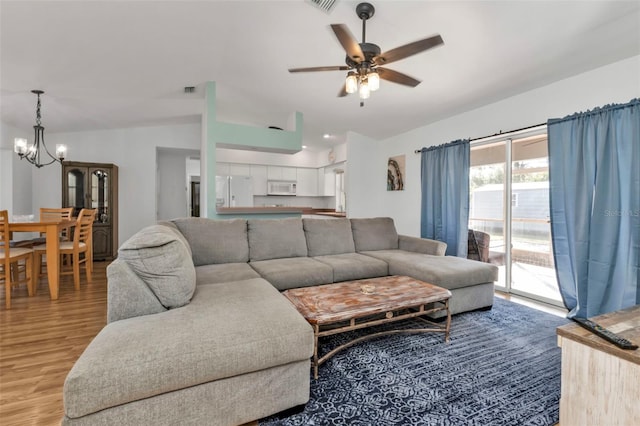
<box><xmin>317</xmin><ymin>168</ymin><xmax>325</xmax><ymax>196</ymax></box>
<box><xmin>267</xmin><ymin>166</ymin><xmax>297</xmax><ymax>181</ymax></box>
<box><xmin>267</xmin><ymin>166</ymin><xmax>281</xmax><ymax>180</ymax></box>
<box><xmin>324</xmin><ymin>168</ymin><xmax>336</xmax><ymax>196</ymax></box>
<box><xmin>296</xmin><ymin>167</ymin><xmax>318</xmax><ymax>196</ymax></box>
<box><xmin>230</xmin><ymin>163</ymin><xmax>251</xmax><ymax>176</ymax></box>
<box><xmin>282</xmin><ymin>167</ymin><xmax>297</xmax><ymax>181</ymax></box>
<box><xmin>216</xmin><ymin>162</ymin><xmax>230</xmax><ymax>176</ymax></box>
<box><xmin>251</xmin><ymin>165</ymin><xmax>268</xmax><ymax>195</ymax></box>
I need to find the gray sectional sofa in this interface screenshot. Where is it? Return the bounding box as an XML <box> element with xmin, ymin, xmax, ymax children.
<box><xmin>62</xmin><ymin>217</ymin><xmax>498</xmax><ymax>425</ymax></box>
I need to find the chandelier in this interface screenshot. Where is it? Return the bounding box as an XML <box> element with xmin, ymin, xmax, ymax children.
<box><xmin>14</xmin><ymin>90</ymin><xmax>67</xmax><ymax>168</ymax></box>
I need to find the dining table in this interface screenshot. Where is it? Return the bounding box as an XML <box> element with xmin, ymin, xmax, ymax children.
<box><xmin>9</xmin><ymin>219</ymin><xmax>75</xmax><ymax>300</ymax></box>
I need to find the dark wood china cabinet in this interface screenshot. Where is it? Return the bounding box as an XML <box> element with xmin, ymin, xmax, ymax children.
<box><xmin>62</xmin><ymin>161</ymin><xmax>118</xmax><ymax>260</ymax></box>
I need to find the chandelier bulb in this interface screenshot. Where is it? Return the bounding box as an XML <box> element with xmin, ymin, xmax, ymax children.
<box><xmin>14</xmin><ymin>138</ymin><xmax>28</xmax><ymax>156</ymax></box>
<box><xmin>56</xmin><ymin>144</ymin><xmax>67</xmax><ymax>161</ymax></box>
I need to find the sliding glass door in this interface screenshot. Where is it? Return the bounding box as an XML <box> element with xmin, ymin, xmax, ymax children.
<box><xmin>469</xmin><ymin>130</ymin><xmax>562</xmax><ymax>306</ymax></box>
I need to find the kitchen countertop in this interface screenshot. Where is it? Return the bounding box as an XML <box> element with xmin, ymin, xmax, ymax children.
<box><xmin>311</xmin><ymin>211</ymin><xmax>347</xmax><ymax>217</ymax></box>
<box><xmin>216</xmin><ymin>207</ymin><xmax>305</xmax><ymax>214</ymax></box>
<box><xmin>216</xmin><ymin>207</ymin><xmax>346</xmax><ymax>217</ymax></box>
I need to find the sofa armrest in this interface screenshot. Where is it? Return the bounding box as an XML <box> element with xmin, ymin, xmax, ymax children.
<box><xmin>107</xmin><ymin>260</ymin><xmax>166</xmax><ymax>323</ymax></box>
<box><xmin>398</xmin><ymin>235</ymin><xmax>447</xmax><ymax>256</ymax></box>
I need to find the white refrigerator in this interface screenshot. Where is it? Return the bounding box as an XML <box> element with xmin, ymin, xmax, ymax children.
<box><xmin>215</xmin><ymin>175</ymin><xmax>253</xmax><ymax>207</ymax></box>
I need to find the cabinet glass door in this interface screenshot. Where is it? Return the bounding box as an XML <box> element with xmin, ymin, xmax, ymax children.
<box><xmin>91</xmin><ymin>168</ymin><xmax>109</xmax><ymax>223</ymax></box>
<box><xmin>66</xmin><ymin>167</ymin><xmax>87</xmax><ymax>217</ymax></box>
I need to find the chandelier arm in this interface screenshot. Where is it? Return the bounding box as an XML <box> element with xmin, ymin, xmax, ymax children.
<box><xmin>38</xmin><ymin>127</ymin><xmax>60</xmax><ymax>163</ymax></box>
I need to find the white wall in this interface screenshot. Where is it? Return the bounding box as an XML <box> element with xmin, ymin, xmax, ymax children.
<box><xmin>0</xmin><ymin>122</ymin><xmax>33</xmax><ymax>217</ymax></box>
<box><xmin>345</xmin><ymin>131</ymin><xmax>382</xmax><ymax>218</ymax></box>
<box><xmin>349</xmin><ymin>55</ymin><xmax>640</xmax><ymax>236</ymax></box>
<box><xmin>157</xmin><ymin>148</ymin><xmax>196</xmax><ymax>220</ymax></box>
<box><xmin>39</xmin><ymin>123</ymin><xmax>201</xmax><ymax>244</ymax></box>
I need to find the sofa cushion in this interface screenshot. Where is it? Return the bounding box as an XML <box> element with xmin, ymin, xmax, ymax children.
<box><xmin>303</xmin><ymin>218</ymin><xmax>355</xmax><ymax>256</ymax></box>
<box><xmin>63</xmin><ymin>278</ymin><xmax>314</xmax><ymax>419</ymax></box>
<box><xmin>376</xmin><ymin>251</ymin><xmax>499</xmax><ymax>290</ymax></box>
<box><xmin>172</xmin><ymin>218</ymin><xmax>249</xmax><ymax>266</ymax></box>
<box><xmin>249</xmin><ymin>257</ymin><xmax>333</xmax><ymax>291</ymax></box>
<box><xmin>313</xmin><ymin>253</ymin><xmax>388</xmax><ymax>283</ymax></box>
<box><xmin>195</xmin><ymin>263</ymin><xmax>261</xmax><ymax>286</ymax></box>
<box><xmin>118</xmin><ymin>225</ymin><xmax>196</xmax><ymax>309</ymax></box>
<box><xmin>248</xmin><ymin>218</ymin><xmax>308</xmax><ymax>261</ymax></box>
<box><xmin>350</xmin><ymin>217</ymin><xmax>399</xmax><ymax>251</ymax></box>
<box><xmin>359</xmin><ymin>249</ymin><xmax>423</xmax><ymax>263</ymax></box>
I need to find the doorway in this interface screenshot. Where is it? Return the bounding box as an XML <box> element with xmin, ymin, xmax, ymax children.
<box><xmin>469</xmin><ymin>130</ymin><xmax>562</xmax><ymax>306</ymax></box>
<box><xmin>190</xmin><ymin>179</ymin><xmax>200</xmax><ymax>217</ymax></box>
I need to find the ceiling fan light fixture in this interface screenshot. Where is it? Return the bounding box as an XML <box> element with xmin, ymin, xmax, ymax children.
<box><xmin>345</xmin><ymin>72</ymin><xmax>358</xmax><ymax>94</ymax></box>
<box><xmin>289</xmin><ymin>2</ymin><xmax>444</xmax><ymax>107</ymax></box>
<box><xmin>359</xmin><ymin>81</ymin><xmax>370</xmax><ymax>100</ymax></box>
<box><xmin>368</xmin><ymin>70</ymin><xmax>380</xmax><ymax>91</ymax></box>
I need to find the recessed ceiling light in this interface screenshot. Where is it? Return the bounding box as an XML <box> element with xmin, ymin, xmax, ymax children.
<box><xmin>302</xmin><ymin>145</ymin><xmax>308</xmax><ymax>149</ymax></box>
<box><xmin>323</xmin><ymin>134</ymin><xmax>331</xmax><ymax>139</ymax></box>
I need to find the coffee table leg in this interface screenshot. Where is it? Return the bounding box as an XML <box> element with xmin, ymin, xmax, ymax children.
<box><xmin>313</xmin><ymin>324</ymin><xmax>320</xmax><ymax>379</ymax></box>
<box><xmin>445</xmin><ymin>299</ymin><xmax>451</xmax><ymax>342</ymax></box>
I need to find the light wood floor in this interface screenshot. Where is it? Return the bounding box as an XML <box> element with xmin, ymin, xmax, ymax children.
<box><xmin>0</xmin><ymin>262</ymin><xmax>563</xmax><ymax>426</ymax></box>
<box><xmin>0</xmin><ymin>261</ymin><xmax>259</xmax><ymax>426</ymax></box>
<box><xmin>0</xmin><ymin>261</ymin><xmax>109</xmax><ymax>426</ymax></box>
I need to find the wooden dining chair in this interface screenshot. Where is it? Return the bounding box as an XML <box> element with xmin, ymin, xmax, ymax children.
<box><xmin>34</xmin><ymin>207</ymin><xmax>74</xmax><ymax>243</ymax></box>
<box><xmin>33</xmin><ymin>207</ymin><xmax>75</xmax><ymax>272</ymax></box>
<box><xmin>0</xmin><ymin>210</ymin><xmax>35</xmax><ymax>309</ymax></box>
<box><xmin>34</xmin><ymin>209</ymin><xmax>96</xmax><ymax>291</ymax></box>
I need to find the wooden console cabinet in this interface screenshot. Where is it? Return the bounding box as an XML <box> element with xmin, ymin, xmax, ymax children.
<box><xmin>556</xmin><ymin>305</ymin><xmax>639</xmax><ymax>426</ymax></box>
<box><xmin>62</xmin><ymin>161</ymin><xmax>118</xmax><ymax>260</ymax></box>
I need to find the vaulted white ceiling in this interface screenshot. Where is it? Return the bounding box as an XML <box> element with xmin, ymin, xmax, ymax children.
<box><xmin>1</xmin><ymin>1</ymin><xmax>639</xmax><ymax>150</ymax></box>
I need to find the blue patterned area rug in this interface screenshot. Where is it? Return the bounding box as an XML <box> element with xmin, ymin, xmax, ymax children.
<box><xmin>260</xmin><ymin>297</ymin><xmax>569</xmax><ymax>426</ymax></box>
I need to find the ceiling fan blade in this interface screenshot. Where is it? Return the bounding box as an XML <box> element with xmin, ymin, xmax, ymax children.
<box><xmin>338</xmin><ymin>85</ymin><xmax>348</xmax><ymax>97</ymax></box>
<box><xmin>289</xmin><ymin>66</ymin><xmax>349</xmax><ymax>73</ymax></box>
<box><xmin>375</xmin><ymin>35</ymin><xmax>444</xmax><ymax>65</ymax></box>
<box><xmin>377</xmin><ymin>67</ymin><xmax>421</xmax><ymax>87</ymax></box>
<box><xmin>330</xmin><ymin>24</ymin><xmax>365</xmax><ymax>63</ymax></box>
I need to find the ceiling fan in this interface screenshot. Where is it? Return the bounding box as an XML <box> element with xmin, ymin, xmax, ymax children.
<box><xmin>289</xmin><ymin>2</ymin><xmax>444</xmax><ymax>106</ymax></box>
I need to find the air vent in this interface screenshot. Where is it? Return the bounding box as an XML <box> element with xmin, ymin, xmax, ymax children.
<box><xmin>307</xmin><ymin>0</ymin><xmax>338</xmax><ymax>14</ymax></box>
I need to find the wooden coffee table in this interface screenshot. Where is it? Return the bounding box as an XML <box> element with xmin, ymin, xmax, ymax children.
<box><xmin>283</xmin><ymin>275</ymin><xmax>452</xmax><ymax>379</ymax></box>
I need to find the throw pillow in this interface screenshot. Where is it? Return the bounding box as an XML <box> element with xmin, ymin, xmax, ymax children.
<box><xmin>118</xmin><ymin>225</ymin><xmax>196</xmax><ymax>309</ymax></box>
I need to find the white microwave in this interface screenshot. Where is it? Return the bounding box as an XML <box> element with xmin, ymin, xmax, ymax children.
<box><xmin>267</xmin><ymin>180</ymin><xmax>297</xmax><ymax>196</ymax></box>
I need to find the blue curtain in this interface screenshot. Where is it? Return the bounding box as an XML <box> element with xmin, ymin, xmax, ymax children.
<box><xmin>420</xmin><ymin>139</ymin><xmax>470</xmax><ymax>257</ymax></box>
<box><xmin>548</xmin><ymin>99</ymin><xmax>640</xmax><ymax>318</ymax></box>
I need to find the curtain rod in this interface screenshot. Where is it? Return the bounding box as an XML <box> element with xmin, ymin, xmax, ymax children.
<box><xmin>414</xmin><ymin>122</ymin><xmax>546</xmax><ymax>154</ymax></box>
